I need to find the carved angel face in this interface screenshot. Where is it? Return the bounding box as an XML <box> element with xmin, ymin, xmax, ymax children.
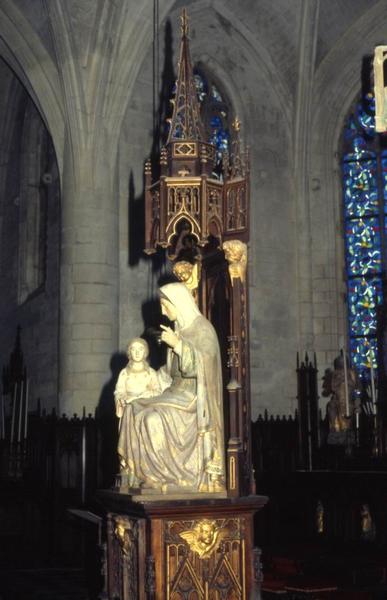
<box><xmin>173</xmin><ymin>261</ymin><xmax>193</xmax><ymax>282</ymax></box>
<box><xmin>223</xmin><ymin>240</ymin><xmax>244</xmax><ymax>263</ymax></box>
<box><xmin>198</xmin><ymin>521</ymin><xmax>216</xmax><ymax>546</ymax></box>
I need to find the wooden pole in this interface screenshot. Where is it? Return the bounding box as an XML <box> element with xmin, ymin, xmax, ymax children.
<box><xmin>24</xmin><ymin>379</ymin><xmax>29</xmax><ymax>439</ymax></box>
<box><xmin>81</xmin><ymin>407</ymin><xmax>86</xmax><ymax>504</ymax></box>
<box><xmin>1</xmin><ymin>395</ymin><xmax>4</xmax><ymax>439</ymax></box>
<box><xmin>10</xmin><ymin>383</ymin><xmax>17</xmax><ymax>444</ymax></box>
<box><xmin>370</xmin><ymin>349</ymin><xmax>377</xmax><ymax>415</ymax></box>
<box><xmin>342</xmin><ymin>349</ymin><xmax>350</xmax><ymax>416</ymax></box>
<box><xmin>18</xmin><ymin>380</ymin><xmax>24</xmax><ymax>443</ymax></box>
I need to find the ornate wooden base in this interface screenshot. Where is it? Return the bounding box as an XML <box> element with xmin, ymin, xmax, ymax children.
<box><xmin>97</xmin><ymin>491</ymin><xmax>267</xmax><ymax>600</ymax></box>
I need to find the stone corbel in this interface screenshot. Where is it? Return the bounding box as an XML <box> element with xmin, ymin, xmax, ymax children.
<box><xmin>222</xmin><ymin>240</ymin><xmax>247</xmax><ymax>286</ymax></box>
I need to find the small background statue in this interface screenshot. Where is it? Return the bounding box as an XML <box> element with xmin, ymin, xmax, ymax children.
<box><xmin>322</xmin><ymin>354</ymin><xmax>358</xmax><ymax>435</ymax></box>
<box><xmin>316</xmin><ymin>500</ymin><xmax>324</xmax><ymax>535</ymax></box>
<box><xmin>360</xmin><ymin>503</ymin><xmax>376</xmax><ymax>541</ymax></box>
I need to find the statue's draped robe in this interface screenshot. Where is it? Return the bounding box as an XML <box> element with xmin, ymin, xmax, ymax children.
<box><xmin>118</xmin><ymin>284</ymin><xmax>225</xmax><ymax>493</ymax></box>
<box><xmin>115</xmin><ymin>366</ymin><xmax>160</xmax><ymax>472</ymax></box>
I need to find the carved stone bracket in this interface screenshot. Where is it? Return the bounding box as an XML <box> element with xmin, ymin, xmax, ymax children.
<box><xmin>222</xmin><ymin>239</ymin><xmax>247</xmax><ymax>285</ymax></box>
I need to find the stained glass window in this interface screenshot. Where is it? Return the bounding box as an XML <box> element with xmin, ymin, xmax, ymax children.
<box><xmin>193</xmin><ymin>68</ymin><xmax>231</xmax><ymax>169</ymax></box>
<box><xmin>342</xmin><ymin>92</ymin><xmax>387</xmax><ymax>377</ymax></box>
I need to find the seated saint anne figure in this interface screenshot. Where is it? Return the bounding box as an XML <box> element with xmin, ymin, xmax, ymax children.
<box><xmin>115</xmin><ymin>282</ymin><xmax>226</xmax><ymax>495</ymax></box>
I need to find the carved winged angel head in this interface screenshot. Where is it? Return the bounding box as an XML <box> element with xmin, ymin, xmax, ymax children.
<box><xmin>179</xmin><ymin>519</ymin><xmax>228</xmax><ymax>559</ymax></box>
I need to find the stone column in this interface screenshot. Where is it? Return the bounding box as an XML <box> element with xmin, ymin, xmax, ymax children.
<box><xmin>293</xmin><ymin>0</ymin><xmax>320</xmax><ymax>351</ymax></box>
<box><xmin>59</xmin><ymin>145</ymin><xmax>118</xmax><ymax>416</ymax></box>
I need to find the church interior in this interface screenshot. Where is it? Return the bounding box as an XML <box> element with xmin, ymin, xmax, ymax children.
<box><xmin>2</xmin><ymin>1</ymin><xmax>387</xmax><ymax>598</ymax></box>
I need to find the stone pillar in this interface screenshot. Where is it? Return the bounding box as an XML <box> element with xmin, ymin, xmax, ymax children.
<box><xmin>59</xmin><ymin>146</ymin><xmax>118</xmax><ymax>416</ymax></box>
<box><xmin>293</xmin><ymin>0</ymin><xmax>320</xmax><ymax>351</ymax></box>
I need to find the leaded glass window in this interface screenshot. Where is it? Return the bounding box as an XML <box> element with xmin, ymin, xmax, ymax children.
<box><xmin>342</xmin><ymin>93</ymin><xmax>387</xmax><ymax>378</ymax></box>
<box><xmin>193</xmin><ymin>68</ymin><xmax>231</xmax><ymax>169</ymax></box>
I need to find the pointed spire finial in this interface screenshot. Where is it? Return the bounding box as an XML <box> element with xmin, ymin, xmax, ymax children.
<box><xmin>180</xmin><ymin>8</ymin><xmax>189</xmax><ymax>38</ymax></box>
<box><xmin>167</xmin><ymin>10</ymin><xmax>206</xmax><ymax>144</ymax></box>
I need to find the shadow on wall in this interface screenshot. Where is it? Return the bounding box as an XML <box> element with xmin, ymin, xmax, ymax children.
<box><xmin>128</xmin><ymin>170</ymin><xmax>145</xmax><ymax>267</ymax></box>
<box><xmin>96</xmin><ymin>352</ymin><xmax>127</xmax><ymax>488</ymax></box>
<box><xmin>150</xmin><ymin>18</ymin><xmax>176</xmax><ymax>180</ymax></box>
<box><xmin>361</xmin><ymin>54</ymin><xmax>373</xmax><ymax>99</ymax></box>
<box><xmin>127</xmin><ymin>18</ymin><xmax>175</xmax><ymax>267</ymax></box>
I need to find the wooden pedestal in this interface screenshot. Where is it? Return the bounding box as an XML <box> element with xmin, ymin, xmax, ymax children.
<box><xmin>97</xmin><ymin>491</ymin><xmax>267</xmax><ymax>599</ymax></box>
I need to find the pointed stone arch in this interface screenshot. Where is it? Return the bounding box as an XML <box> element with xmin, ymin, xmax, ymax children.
<box><xmin>0</xmin><ymin>0</ymin><xmax>65</xmax><ymax>174</ymax></box>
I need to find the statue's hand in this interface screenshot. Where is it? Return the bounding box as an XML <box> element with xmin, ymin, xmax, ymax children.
<box><xmin>160</xmin><ymin>324</ymin><xmax>180</xmax><ymax>349</ymax></box>
<box><xmin>117</xmin><ymin>395</ymin><xmax>126</xmax><ymax>407</ymax></box>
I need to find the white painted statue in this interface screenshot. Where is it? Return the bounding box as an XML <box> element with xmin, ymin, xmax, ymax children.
<box><xmin>115</xmin><ymin>338</ymin><xmax>161</xmax><ymax>419</ymax></box>
<box><xmin>115</xmin><ymin>282</ymin><xmax>225</xmax><ymax>495</ymax></box>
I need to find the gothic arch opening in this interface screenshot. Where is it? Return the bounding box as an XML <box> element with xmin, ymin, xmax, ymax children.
<box><xmin>0</xmin><ymin>56</ymin><xmax>61</xmax><ymax>411</ymax></box>
<box><xmin>341</xmin><ymin>92</ymin><xmax>386</xmax><ymax>381</ymax></box>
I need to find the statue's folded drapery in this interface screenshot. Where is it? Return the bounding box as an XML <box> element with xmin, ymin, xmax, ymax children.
<box><xmin>118</xmin><ymin>283</ymin><xmax>225</xmax><ymax>494</ymax></box>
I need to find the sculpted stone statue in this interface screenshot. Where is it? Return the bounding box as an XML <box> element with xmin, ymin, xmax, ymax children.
<box><xmin>115</xmin><ymin>338</ymin><xmax>161</xmax><ymax>478</ymax></box>
<box><xmin>322</xmin><ymin>354</ymin><xmax>358</xmax><ymax>433</ymax></box>
<box><xmin>116</xmin><ymin>282</ymin><xmax>226</xmax><ymax>495</ymax></box>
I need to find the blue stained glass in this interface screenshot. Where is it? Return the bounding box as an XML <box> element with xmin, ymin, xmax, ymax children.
<box><xmin>210</xmin><ymin>127</ymin><xmax>229</xmax><ymax>154</ymax></box>
<box><xmin>343</xmin><ymin>160</ymin><xmax>378</xmax><ymax>218</ymax></box>
<box><xmin>344</xmin><ymin>117</ymin><xmax>358</xmax><ymax>142</ymax></box>
<box><xmin>194</xmin><ymin>73</ymin><xmax>207</xmax><ymax>102</ymax></box>
<box><xmin>356</xmin><ymin>101</ymin><xmax>375</xmax><ymax>136</ymax></box>
<box><xmin>345</xmin><ymin>149</ymin><xmax>375</xmax><ymax>161</ymax></box>
<box><xmin>347</xmin><ymin>277</ymin><xmax>382</xmax><ymax>336</ymax></box>
<box><xmin>193</xmin><ymin>69</ymin><xmax>230</xmax><ymax>166</ymax></box>
<box><xmin>350</xmin><ymin>337</ymin><xmax>378</xmax><ymax>378</ymax></box>
<box><xmin>353</xmin><ymin>136</ymin><xmax>367</xmax><ymax>151</ymax></box>
<box><xmin>174</xmin><ymin>124</ymin><xmax>183</xmax><ymax>139</ymax></box>
<box><xmin>210</xmin><ymin>115</ymin><xmax>222</xmax><ymax>128</ymax></box>
<box><xmin>381</xmin><ymin>157</ymin><xmax>387</xmax><ymax>210</ymax></box>
<box><xmin>342</xmin><ymin>92</ymin><xmax>384</xmax><ymax>379</ymax></box>
<box><xmin>211</xmin><ymin>85</ymin><xmax>222</xmax><ymax>102</ymax></box>
<box><xmin>345</xmin><ymin>217</ymin><xmax>382</xmax><ymax>276</ymax></box>
<box><xmin>345</xmin><ymin>135</ymin><xmax>375</xmax><ymax>160</ymax></box>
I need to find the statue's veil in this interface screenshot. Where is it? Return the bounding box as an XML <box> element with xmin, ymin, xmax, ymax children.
<box><xmin>160</xmin><ymin>281</ymin><xmax>225</xmax><ymax>485</ymax></box>
<box><xmin>160</xmin><ymin>282</ymin><xmax>201</xmax><ymax>329</ymax></box>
